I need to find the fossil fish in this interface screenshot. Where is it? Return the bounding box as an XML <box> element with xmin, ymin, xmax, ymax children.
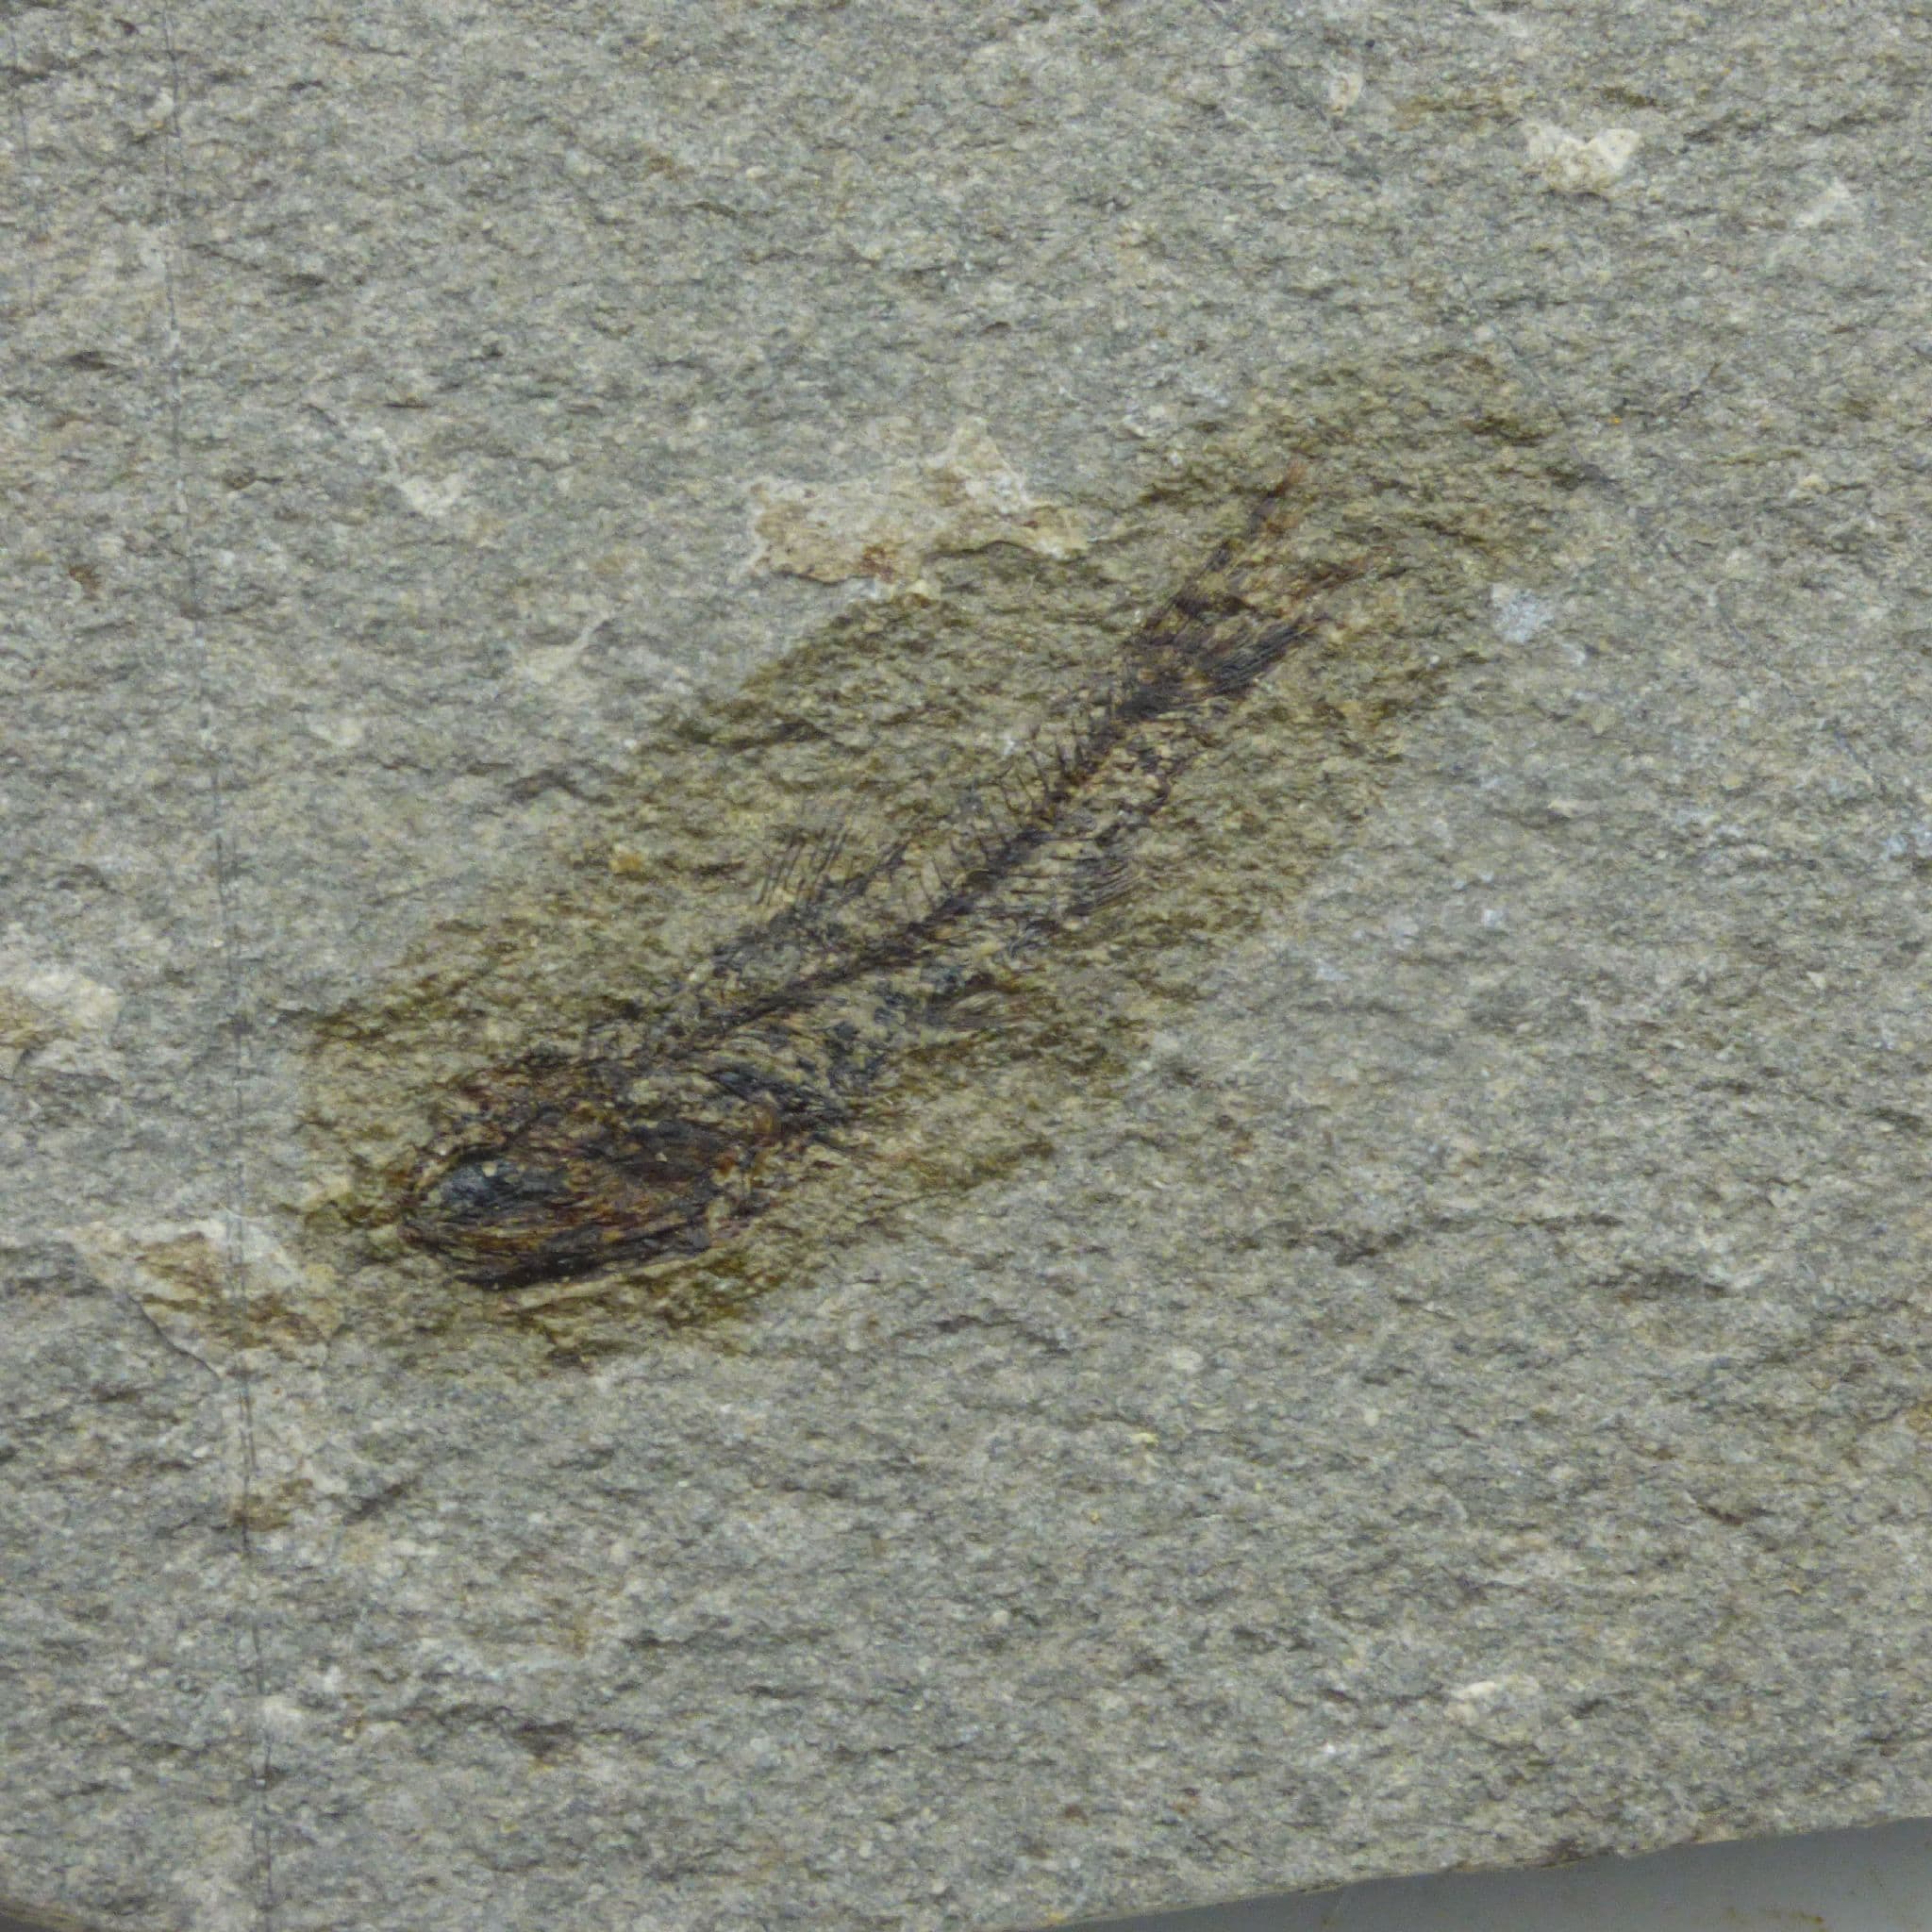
<box><xmin>397</xmin><ymin>468</ymin><xmax>1359</xmax><ymax>1291</ymax></box>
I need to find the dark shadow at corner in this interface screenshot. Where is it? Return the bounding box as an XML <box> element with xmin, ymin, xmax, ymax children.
<box><xmin>1039</xmin><ymin>1815</ymin><xmax>1932</xmax><ymax>1932</ymax></box>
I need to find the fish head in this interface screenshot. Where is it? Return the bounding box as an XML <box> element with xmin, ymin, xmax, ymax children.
<box><xmin>395</xmin><ymin>1058</ymin><xmax>764</xmax><ymax>1289</ymax></box>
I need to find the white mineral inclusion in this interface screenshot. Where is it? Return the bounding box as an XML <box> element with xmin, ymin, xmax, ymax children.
<box><xmin>1490</xmin><ymin>583</ymin><xmax>1556</xmax><ymax>645</ymax></box>
<box><xmin>747</xmin><ymin>420</ymin><xmax>1086</xmax><ymax>590</ymax></box>
<box><xmin>1793</xmin><ymin>178</ymin><xmax>1858</xmax><ymax>228</ymax></box>
<box><xmin>1524</xmin><ymin>121</ymin><xmax>1641</xmax><ymax>194</ymax></box>
<box><xmin>0</xmin><ymin>949</ymin><xmax>122</xmax><ymax>1037</ymax></box>
<box><xmin>1324</xmin><ymin>66</ymin><xmax>1364</xmax><ymax>117</ymax></box>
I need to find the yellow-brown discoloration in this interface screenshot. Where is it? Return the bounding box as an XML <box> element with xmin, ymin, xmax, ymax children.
<box><xmin>301</xmin><ymin>353</ymin><xmax>1578</xmax><ymax>1358</ymax></box>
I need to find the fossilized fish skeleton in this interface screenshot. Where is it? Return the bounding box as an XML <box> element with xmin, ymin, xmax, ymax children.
<box><xmin>398</xmin><ymin>468</ymin><xmax>1358</xmax><ymax>1290</ymax></box>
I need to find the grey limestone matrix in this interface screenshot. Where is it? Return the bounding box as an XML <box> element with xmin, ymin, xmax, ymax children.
<box><xmin>4</xmin><ymin>3</ymin><xmax>1932</xmax><ymax>1930</ymax></box>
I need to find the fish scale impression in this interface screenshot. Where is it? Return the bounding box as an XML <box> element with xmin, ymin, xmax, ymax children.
<box><xmin>398</xmin><ymin>472</ymin><xmax>1358</xmax><ymax>1292</ymax></box>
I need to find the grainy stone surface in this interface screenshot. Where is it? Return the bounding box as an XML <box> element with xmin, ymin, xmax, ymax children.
<box><xmin>5</xmin><ymin>4</ymin><xmax>1932</xmax><ymax>1929</ymax></box>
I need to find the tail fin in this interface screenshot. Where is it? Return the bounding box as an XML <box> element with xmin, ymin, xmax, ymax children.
<box><xmin>1124</xmin><ymin>462</ymin><xmax>1371</xmax><ymax>713</ymax></box>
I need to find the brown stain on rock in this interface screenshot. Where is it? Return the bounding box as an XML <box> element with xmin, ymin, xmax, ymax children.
<box><xmin>297</xmin><ymin>350</ymin><xmax>1582</xmax><ymax>1365</ymax></box>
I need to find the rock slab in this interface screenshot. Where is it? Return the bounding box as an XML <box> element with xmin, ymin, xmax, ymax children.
<box><xmin>4</xmin><ymin>3</ymin><xmax>1931</xmax><ymax>1928</ymax></box>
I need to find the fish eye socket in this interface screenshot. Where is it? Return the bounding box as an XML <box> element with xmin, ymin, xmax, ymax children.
<box><xmin>430</xmin><ymin>1156</ymin><xmax>568</xmax><ymax>1219</ymax></box>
